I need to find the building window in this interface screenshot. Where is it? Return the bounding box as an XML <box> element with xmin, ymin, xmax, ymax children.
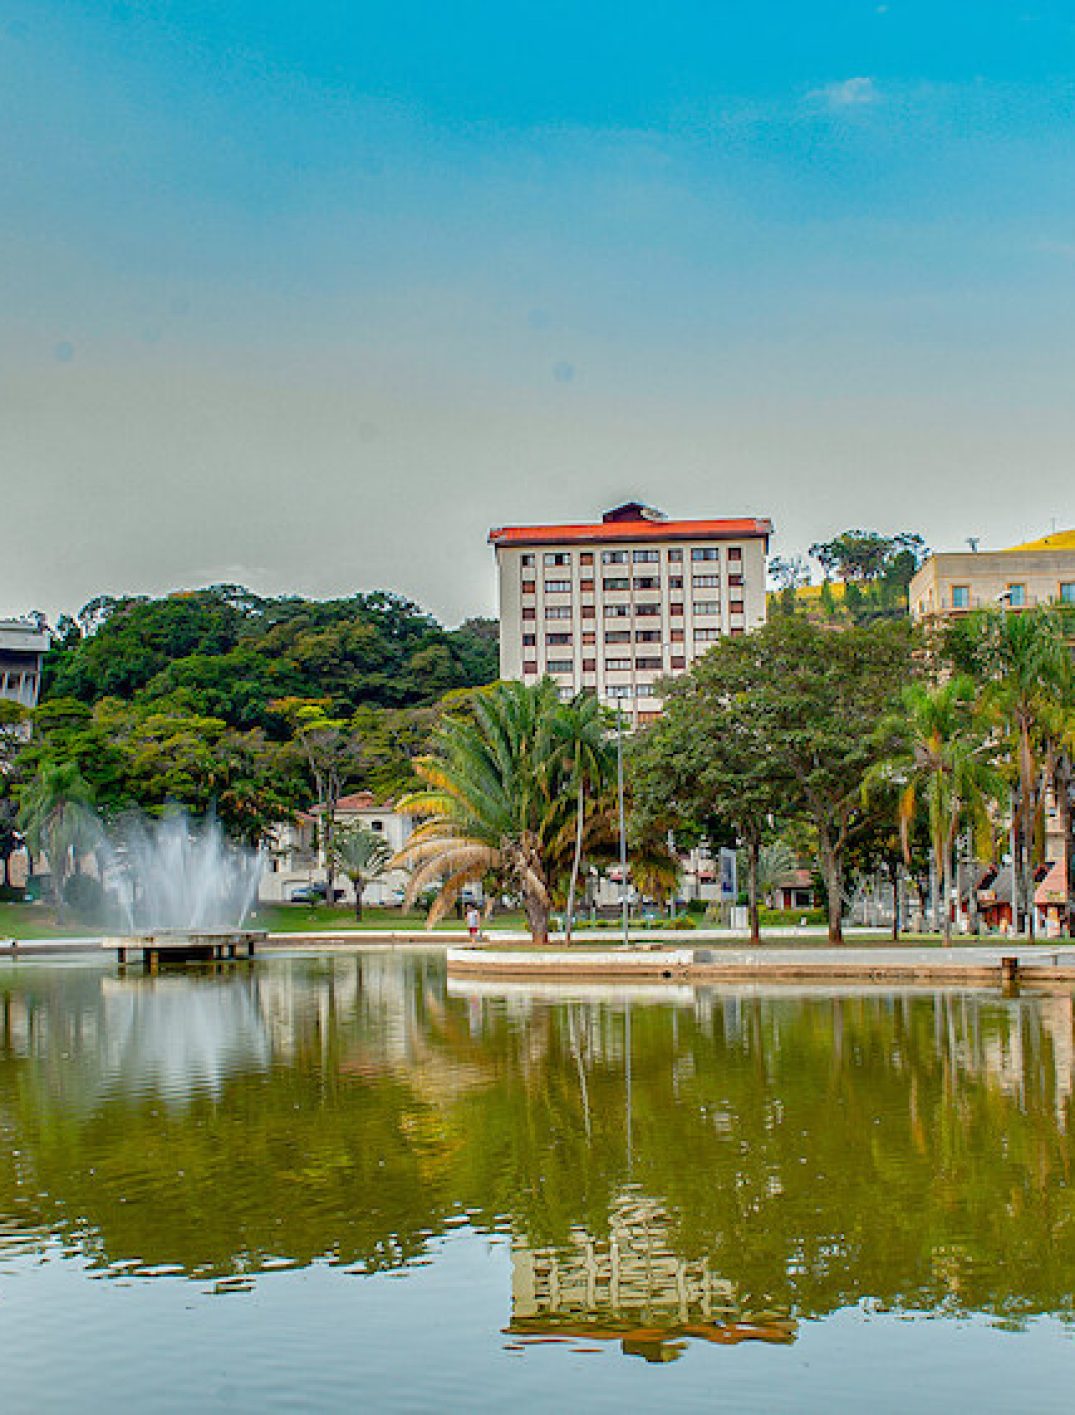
<box><xmin>580</xmin><ymin>552</ymin><xmax>594</xmax><ymax>565</ymax></box>
<box><xmin>545</xmin><ymin>605</ymin><xmax>571</xmax><ymax>619</ymax></box>
<box><xmin>605</xmin><ymin>604</ymin><xmax>631</xmax><ymax>618</ymax></box>
<box><xmin>635</xmin><ymin>629</ymin><xmax>661</xmax><ymax>642</ymax></box>
<box><xmin>671</xmin><ymin>656</ymin><xmax>686</xmax><ymax>669</ymax></box>
<box><xmin>547</xmin><ymin>659</ymin><xmax>574</xmax><ymax>674</ymax></box>
<box><xmin>693</xmin><ymin>601</ymin><xmax>720</xmax><ymax>615</ymax></box>
<box><xmin>728</xmin><ymin>573</ymin><xmax>744</xmax><ymax>588</ymax></box>
<box><xmin>1007</xmin><ymin>584</ymin><xmax>1026</xmax><ymax>607</ymax></box>
<box><xmin>1061</xmin><ymin>583</ymin><xmax>1075</xmax><ymax>604</ymax></box>
<box><xmin>601</xmin><ymin>550</ymin><xmax>628</xmax><ymax>564</ymax></box>
<box><xmin>636</xmin><ymin>656</ymin><xmax>662</xmax><ymax>670</ymax></box>
<box><xmin>694</xmin><ymin>628</ymin><xmax>721</xmax><ymax>642</ymax></box>
<box><xmin>582</xmin><ymin>631</ymin><xmax>596</xmax><ymax>645</ymax></box>
<box><xmin>521</xmin><ymin>554</ymin><xmax>535</xmax><ymax>567</ymax></box>
<box><xmin>670</xmin><ymin>628</ymin><xmax>685</xmax><ymax>643</ymax></box>
<box><xmin>633</xmin><ymin>577</ymin><xmax>660</xmax><ymax>591</ymax></box>
<box><xmin>603</xmin><ymin>577</ymin><xmax>629</xmax><ymax>591</ymax></box>
<box><xmin>730</xmin><ymin>600</ymin><xmax>745</xmax><ymax>614</ymax></box>
<box><xmin>522</xmin><ymin>633</ymin><xmax>536</xmax><ymax>646</ymax></box>
<box><xmin>523</xmin><ymin>660</ymin><xmax>538</xmax><ymax>673</ymax></box>
<box><xmin>669</xmin><ymin>602</ymin><xmax>684</xmax><ymax>616</ymax></box>
<box><xmin>952</xmin><ymin>585</ymin><xmax>970</xmax><ymax>609</ymax></box>
<box><xmin>635</xmin><ymin>603</ymin><xmax>660</xmax><ymax>617</ymax></box>
<box><xmin>693</xmin><ymin>574</ymin><xmax>719</xmax><ymax>588</ymax></box>
<box><xmin>522</xmin><ymin>581</ymin><xmax>536</xmax><ymax>594</ymax></box>
<box><xmin>545</xmin><ymin>579</ymin><xmax>571</xmax><ymax>593</ymax></box>
<box><xmin>544</xmin><ymin>552</ymin><xmax>571</xmax><ymax>566</ymax></box>
<box><xmin>633</xmin><ymin>549</ymin><xmax>659</xmax><ymax>563</ymax></box>
<box><xmin>605</xmin><ymin>630</ymin><xmax>631</xmax><ymax>643</ymax></box>
<box><xmin>522</xmin><ymin>607</ymin><xmax>536</xmax><ymax>621</ymax></box>
<box><xmin>371</xmin><ymin>820</ymin><xmax>383</xmax><ymax>832</ymax></box>
<box><xmin>558</xmin><ymin>686</ymin><xmax>574</xmax><ymax>701</ymax></box>
<box><xmin>669</xmin><ymin>575</ymin><xmax>684</xmax><ymax>589</ymax></box>
<box><xmin>668</xmin><ymin>548</ymin><xmax>683</xmax><ymax>562</ymax></box>
<box><xmin>636</xmin><ymin>684</ymin><xmax>656</xmax><ymax>697</ymax></box>
<box><xmin>728</xmin><ymin>546</ymin><xmax>742</xmax><ymax>561</ymax></box>
<box><xmin>691</xmin><ymin>547</ymin><xmax>719</xmax><ymax>561</ymax></box>
<box><xmin>605</xmin><ymin>658</ymin><xmax>631</xmax><ymax>671</ymax></box>
<box><xmin>580</xmin><ymin>578</ymin><xmax>595</xmax><ymax>592</ymax></box>
<box><xmin>546</xmin><ymin>632</ymin><xmax>572</xmax><ymax>645</ymax></box>
<box><xmin>581</xmin><ymin>604</ymin><xmax>596</xmax><ymax>619</ymax></box>
<box><xmin>607</xmin><ymin>685</ymin><xmax>631</xmax><ymax>699</ymax></box>
<box><xmin>582</xmin><ymin>658</ymin><xmax>596</xmax><ymax>671</ymax></box>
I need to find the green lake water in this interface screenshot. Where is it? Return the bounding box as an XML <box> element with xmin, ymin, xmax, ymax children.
<box><xmin>1</xmin><ymin>952</ymin><xmax>1073</xmax><ymax>1411</ymax></box>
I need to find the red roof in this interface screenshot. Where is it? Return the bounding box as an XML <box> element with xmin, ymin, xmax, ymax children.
<box><xmin>310</xmin><ymin>792</ymin><xmax>395</xmax><ymax>814</ymax></box>
<box><xmin>489</xmin><ymin>514</ymin><xmax>772</xmax><ymax>549</ymax></box>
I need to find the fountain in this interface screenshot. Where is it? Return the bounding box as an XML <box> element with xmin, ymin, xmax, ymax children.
<box><xmin>100</xmin><ymin>812</ymin><xmax>267</xmax><ymax>968</ymax></box>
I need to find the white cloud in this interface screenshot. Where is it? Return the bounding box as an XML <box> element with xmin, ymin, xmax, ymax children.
<box><xmin>809</xmin><ymin>77</ymin><xmax>879</xmax><ymax>110</ymax></box>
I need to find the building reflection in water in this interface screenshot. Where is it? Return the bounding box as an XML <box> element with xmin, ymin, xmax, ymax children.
<box><xmin>510</xmin><ymin>1191</ymin><xmax>796</xmax><ymax>1361</ymax></box>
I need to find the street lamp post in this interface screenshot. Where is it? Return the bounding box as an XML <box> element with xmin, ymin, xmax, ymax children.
<box><xmin>617</xmin><ymin>702</ymin><xmax>629</xmax><ymax>948</ymax></box>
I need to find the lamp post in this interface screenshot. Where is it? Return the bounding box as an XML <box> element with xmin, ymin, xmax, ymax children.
<box><xmin>617</xmin><ymin>702</ymin><xmax>629</xmax><ymax>948</ymax></box>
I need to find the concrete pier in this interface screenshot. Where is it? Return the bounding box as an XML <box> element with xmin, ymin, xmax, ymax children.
<box><xmin>102</xmin><ymin>930</ymin><xmax>266</xmax><ymax>969</ymax></box>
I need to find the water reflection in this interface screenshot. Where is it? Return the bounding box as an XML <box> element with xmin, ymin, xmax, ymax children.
<box><xmin>1</xmin><ymin>955</ymin><xmax>1074</xmax><ymax>1343</ymax></box>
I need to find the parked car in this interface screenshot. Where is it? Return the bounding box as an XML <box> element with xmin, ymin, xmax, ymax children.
<box><xmin>288</xmin><ymin>884</ymin><xmax>344</xmax><ymax>904</ymax></box>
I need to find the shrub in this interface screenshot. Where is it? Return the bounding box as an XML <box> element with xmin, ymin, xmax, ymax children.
<box><xmin>62</xmin><ymin>874</ymin><xmax>108</xmax><ymax>923</ymax></box>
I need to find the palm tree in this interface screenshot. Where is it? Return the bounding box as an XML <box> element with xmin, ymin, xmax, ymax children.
<box><xmin>333</xmin><ymin>826</ymin><xmax>393</xmax><ymax>920</ymax></box>
<box><xmin>393</xmin><ymin>679</ymin><xmax>580</xmax><ymax>943</ymax></box>
<box><xmin>754</xmin><ymin>840</ymin><xmax>796</xmax><ymax>907</ymax></box>
<box><xmin>870</xmin><ymin>677</ymin><xmax>1001</xmax><ymax>945</ymax></box>
<box><xmin>17</xmin><ymin>762</ymin><xmax>97</xmax><ymax>913</ymax></box>
<box><xmin>972</xmin><ymin>608</ymin><xmax>1072</xmax><ymax>938</ymax></box>
<box><xmin>552</xmin><ymin>693</ymin><xmax>616</xmax><ymax>944</ymax></box>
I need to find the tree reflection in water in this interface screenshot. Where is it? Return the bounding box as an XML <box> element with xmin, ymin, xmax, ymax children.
<box><xmin>1</xmin><ymin>955</ymin><xmax>1074</xmax><ymax>1354</ymax></box>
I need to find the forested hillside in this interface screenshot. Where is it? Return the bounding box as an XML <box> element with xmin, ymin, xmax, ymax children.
<box><xmin>44</xmin><ymin>586</ymin><xmax>498</xmax><ymax>725</ymax></box>
<box><xmin>0</xmin><ymin>588</ymin><xmax>499</xmax><ymax>846</ymax></box>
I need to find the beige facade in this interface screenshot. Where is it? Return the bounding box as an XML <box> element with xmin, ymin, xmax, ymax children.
<box><xmin>490</xmin><ymin>502</ymin><xmax>772</xmax><ymax>722</ymax></box>
<box><xmin>260</xmin><ymin>792</ymin><xmax>414</xmax><ymax>905</ymax></box>
<box><xmin>910</xmin><ymin>540</ymin><xmax>1075</xmax><ymax>621</ymax></box>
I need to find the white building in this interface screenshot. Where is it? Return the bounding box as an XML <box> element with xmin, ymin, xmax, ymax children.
<box><xmin>0</xmin><ymin>617</ymin><xmax>51</xmax><ymax>709</ymax></box>
<box><xmin>260</xmin><ymin>792</ymin><xmax>414</xmax><ymax>906</ymax></box>
<box><xmin>490</xmin><ymin>502</ymin><xmax>772</xmax><ymax>723</ymax></box>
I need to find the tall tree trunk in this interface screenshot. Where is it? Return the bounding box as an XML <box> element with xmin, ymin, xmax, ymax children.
<box><xmin>746</xmin><ymin>833</ymin><xmax>761</xmax><ymax>944</ymax></box>
<box><xmin>1022</xmin><ymin>785</ymin><xmax>1036</xmax><ymax>941</ymax></box>
<box><xmin>523</xmin><ymin>891</ymin><xmax>550</xmax><ymax>945</ymax></box>
<box><xmin>941</xmin><ymin>838</ymin><xmax>954</xmax><ymax>947</ymax></box>
<box><xmin>565</xmin><ymin>779</ymin><xmax>584</xmax><ymax>946</ymax></box>
<box><xmin>891</xmin><ymin>859</ymin><xmax>901</xmax><ymax>943</ymax></box>
<box><xmin>819</xmin><ymin>828</ymin><xmax>844</xmax><ymax>944</ymax></box>
<box><xmin>353</xmin><ymin>878</ymin><xmax>363</xmax><ymax>921</ymax></box>
<box><xmin>1060</xmin><ymin>760</ymin><xmax>1075</xmax><ymax>940</ymax></box>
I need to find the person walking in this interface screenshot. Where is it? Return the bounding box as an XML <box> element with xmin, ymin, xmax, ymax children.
<box><xmin>466</xmin><ymin>904</ymin><xmax>482</xmax><ymax>944</ymax></box>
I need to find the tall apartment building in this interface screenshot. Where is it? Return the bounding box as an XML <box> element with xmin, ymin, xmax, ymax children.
<box><xmin>489</xmin><ymin>502</ymin><xmax>772</xmax><ymax>723</ymax></box>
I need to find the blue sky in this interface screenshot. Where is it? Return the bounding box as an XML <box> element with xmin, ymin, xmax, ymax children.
<box><xmin>4</xmin><ymin>1</ymin><xmax>1075</xmax><ymax>621</ymax></box>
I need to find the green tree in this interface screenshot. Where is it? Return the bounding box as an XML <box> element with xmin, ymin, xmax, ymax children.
<box><xmin>395</xmin><ymin>679</ymin><xmax>584</xmax><ymax>942</ymax></box>
<box><xmin>17</xmin><ymin>762</ymin><xmax>98</xmax><ymax>910</ymax></box>
<box><xmin>959</xmin><ymin>608</ymin><xmax>1073</xmax><ymax>938</ymax></box>
<box><xmin>633</xmin><ymin>640</ymin><xmax>793</xmax><ymax>943</ymax></box>
<box><xmin>869</xmin><ymin>677</ymin><xmax>1002</xmax><ymax>945</ymax></box>
<box><xmin>669</xmin><ymin>617</ymin><xmax>913</xmax><ymax>943</ymax></box>
<box><xmin>552</xmin><ymin>693</ymin><xmax>616</xmax><ymax>943</ymax></box>
<box><xmin>333</xmin><ymin>826</ymin><xmax>394</xmax><ymax>920</ymax></box>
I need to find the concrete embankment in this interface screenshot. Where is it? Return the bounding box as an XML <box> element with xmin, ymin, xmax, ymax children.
<box><xmin>446</xmin><ymin>944</ymin><xmax>1075</xmax><ymax>988</ymax></box>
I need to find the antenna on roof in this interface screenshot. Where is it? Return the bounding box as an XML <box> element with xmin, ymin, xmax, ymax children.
<box><xmin>967</xmin><ymin>537</ymin><xmax>980</xmax><ymax>553</ymax></box>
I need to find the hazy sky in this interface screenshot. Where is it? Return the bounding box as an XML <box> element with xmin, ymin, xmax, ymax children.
<box><xmin>4</xmin><ymin>1</ymin><xmax>1075</xmax><ymax>625</ymax></box>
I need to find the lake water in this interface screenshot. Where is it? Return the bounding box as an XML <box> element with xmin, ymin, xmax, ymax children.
<box><xmin>1</xmin><ymin>951</ymin><xmax>1073</xmax><ymax>1412</ymax></box>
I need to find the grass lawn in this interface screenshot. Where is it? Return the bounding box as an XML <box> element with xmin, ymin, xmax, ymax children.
<box><xmin>0</xmin><ymin>902</ymin><xmax>91</xmax><ymax>939</ymax></box>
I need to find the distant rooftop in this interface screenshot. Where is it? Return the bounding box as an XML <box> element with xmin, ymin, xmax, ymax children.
<box><xmin>489</xmin><ymin>502</ymin><xmax>773</xmax><ymax>548</ymax></box>
<box><xmin>1001</xmin><ymin>529</ymin><xmax>1075</xmax><ymax>553</ymax></box>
